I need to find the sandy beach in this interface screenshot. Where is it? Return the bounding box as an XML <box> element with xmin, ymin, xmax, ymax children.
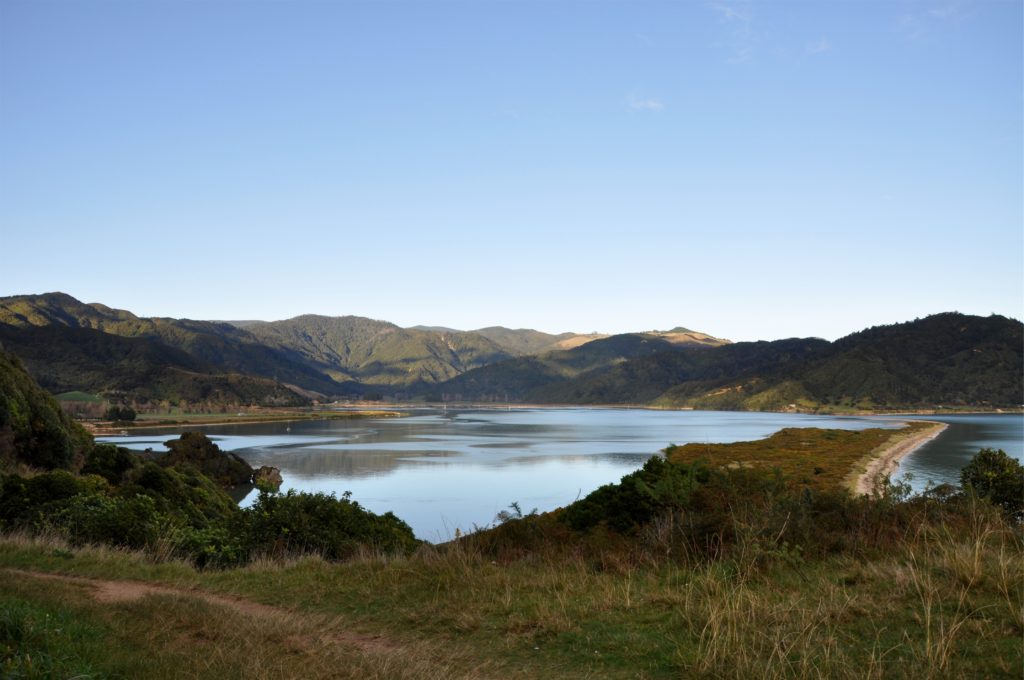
<box><xmin>854</xmin><ymin>421</ymin><xmax>949</xmax><ymax>495</ymax></box>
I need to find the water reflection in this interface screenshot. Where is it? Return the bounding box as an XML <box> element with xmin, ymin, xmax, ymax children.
<box><xmin>101</xmin><ymin>408</ymin><xmax>905</xmax><ymax>541</ymax></box>
<box><xmin>891</xmin><ymin>414</ymin><xmax>1023</xmax><ymax>491</ymax></box>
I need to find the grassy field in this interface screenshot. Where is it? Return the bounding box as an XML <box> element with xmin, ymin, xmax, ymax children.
<box><xmin>664</xmin><ymin>423</ymin><xmax>935</xmax><ymax>493</ymax></box>
<box><xmin>1</xmin><ymin>512</ymin><xmax>1021</xmax><ymax>679</ymax></box>
<box><xmin>54</xmin><ymin>391</ymin><xmax>103</xmax><ymax>403</ymax></box>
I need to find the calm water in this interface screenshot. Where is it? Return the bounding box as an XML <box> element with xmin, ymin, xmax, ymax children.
<box><xmin>101</xmin><ymin>408</ymin><xmax>905</xmax><ymax>541</ymax></box>
<box><xmin>94</xmin><ymin>409</ymin><xmax>1015</xmax><ymax>540</ymax></box>
<box><xmin>888</xmin><ymin>414</ymin><xmax>1023</xmax><ymax>492</ymax></box>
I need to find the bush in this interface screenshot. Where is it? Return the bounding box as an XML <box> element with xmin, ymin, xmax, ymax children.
<box><xmin>237</xmin><ymin>490</ymin><xmax>419</xmax><ymax>560</ymax></box>
<box><xmin>81</xmin><ymin>443</ymin><xmax>140</xmax><ymax>484</ymax></box>
<box><xmin>960</xmin><ymin>448</ymin><xmax>1024</xmax><ymax>521</ymax></box>
<box><xmin>118</xmin><ymin>461</ymin><xmax>238</xmax><ymax>529</ymax></box>
<box><xmin>0</xmin><ymin>471</ymin><xmax>107</xmax><ymax>528</ymax></box>
<box><xmin>161</xmin><ymin>433</ymin><xmax>252</xmax><ymax>488</ymax></box>
<box><xmin>46</xmin><ymin>493</ymin><xmax>165</xmax><ymax>549</ymax></box>
<box><xmin>562</xmin><ymin>456</ymin><xmax>706</xmax><ymax>533</ymax></box>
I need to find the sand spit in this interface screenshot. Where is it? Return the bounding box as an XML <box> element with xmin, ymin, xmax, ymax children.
<box><xmin>854</xmin><ymin>421</ymin><xmax>948</xmax><ymax>495</ymax></box>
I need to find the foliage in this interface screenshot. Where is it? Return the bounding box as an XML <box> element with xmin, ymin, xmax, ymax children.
<box><xmin>45</xmin><ymin>492</ymin><xmax>165</xmax><ymax>550</ymax></box>
<box><xmin>960</xmin><ymin>448</ymin><xmax>1024</xmax><ymax>521</ymax></box>
<box><xmin>80</xmin><ymin>443</ymin><xmax>139</xmax><ymax>484</ymax></box>
<box><xmin>562</xmin><ymin>456</ymin><xmax>706</xmax><ymax>532</ymax></box>
<box><xmin>103</xmin><ymin>405</ymin><xmax>136</xmax><ymax>422</ymax></box>
<box><xmin>0</xmin><ymin>349</ymin><xmax>92</xmax><ymax>470</ymax></box>
<box><xmin>0</xmin><ymin>438</ymin><xmax>417</xmax><ymax>566</ymax></box>
<box><xmin>235</xmin><ymin>490</ymin><xmax>419</xmax><ymax>561</ymax></box>
<box><xmin>160</xmin><ymin>432</ymin><xmax>253</xmax><ymax>488</ymax></box>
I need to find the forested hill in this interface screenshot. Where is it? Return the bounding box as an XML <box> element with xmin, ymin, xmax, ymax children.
<box><xmin>0</xmin><ymin>293</ymin><xmax>345</xmax><ymax>400</ymax></box>
<box><xmin>0</xmin><ymin>347</ymin><xmax>92</xmax><ymax>469</ymax></box>
<box><xmin>429</xmin><ymin>313</ymin><xmax>1024</xmax><ymax>411</ymax></box>
<box><xmin>0</xmin><ymin>293</ymin><xmax>725</xmax><ymax>404</ymax></box>
<box><xmin>243</xmin><ymin>315</ymin><xmax>514</xmax><ymax>385</ymax></box>
<box><xmin>0</xmin><ymin>294</ymin><xmax>1016</xmax><ymax>410</ymax></box>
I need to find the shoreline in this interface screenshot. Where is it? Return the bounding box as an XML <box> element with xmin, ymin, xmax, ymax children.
<box><xmin>343</xmin><ymin>401</ymin><xmax>1022</xmax><ymax>416</ymax></box>
<box><xmin>852</xmin><ymin>421</ymin><xmax>949</xmax><ymax>495</ymax></box>
<box><xmin>86</xmin><ymin>410</ymin><xmax>402</xmax><ymax>435</ymax></box>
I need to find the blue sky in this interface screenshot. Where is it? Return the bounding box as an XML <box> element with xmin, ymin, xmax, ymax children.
<box><xmin>1</xmin><ymin>0</ymin><xmax>1021</xmax><ymax>342</ymax></box>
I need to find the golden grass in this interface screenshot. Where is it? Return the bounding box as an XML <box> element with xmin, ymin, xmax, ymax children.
<box><xmin>665</xmin><ymin>425</ymin><xmax>931</xmax><ymax>492</ymax></box>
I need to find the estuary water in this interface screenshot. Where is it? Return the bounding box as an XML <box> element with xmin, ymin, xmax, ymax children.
<box><xmin>99</xmin><ymin>409</ymin><xmax>1022</xmax><ymax>541</ymax></box>
<box><xmin>889</xmin><ymin>414</ymin><xmax>1023</xmax><ymax>492</ymax></box>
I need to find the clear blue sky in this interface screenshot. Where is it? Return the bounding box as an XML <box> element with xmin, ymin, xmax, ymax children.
<box><xmin>1</xmin><ymin>0</ymin><xmax>1021</xmax><ymax>342</ymax></box>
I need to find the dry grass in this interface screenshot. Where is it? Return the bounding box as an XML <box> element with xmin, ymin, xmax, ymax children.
<box><xmin>665</xmin><ymin>426</ymin><xmax>924</xmax><ymax>492</ymax></box>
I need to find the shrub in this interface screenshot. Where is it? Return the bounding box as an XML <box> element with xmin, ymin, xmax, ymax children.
<box><xmin>46</xmin><ymin>493</ymin><xmax>165</xmax><ymax>549</ymax></box>
<box><xmin>0</xmin><ymin>471</ymin><xmax>107</xmax><ymax>528</ymax></box>
<box><xmin>81</xmin><ymin>443</ymin><xmax>140</xmax><ymax>484</ymax></box>
<box><xmin>562</xmin><ymin>456</ymin><xmax>706</xmax><ymax>533</ymax></box>
<box><xmin>118</xmin><ymin>461</ymin><xmax>238</xmax><ymax>529</ymax></box>
<box><xmin>237</xmin><ymin>490</ymin><xmax>419</xmax><ymax>560</ymax></box>
<box><xmin>162</xmin><ymin>432</ymin><xmax>252</xmax><ymax>488</ymax></box>
<box><xmin>960</xmin><ymin>448</ymin><xmax>1024</xmax><ymax>521</ymax></box>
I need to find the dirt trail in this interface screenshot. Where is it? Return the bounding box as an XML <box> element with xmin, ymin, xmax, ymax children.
<box><xmin>4</xmin><ymin>568</ymin><xmax>396</xmax><ymax>653</ymax></box>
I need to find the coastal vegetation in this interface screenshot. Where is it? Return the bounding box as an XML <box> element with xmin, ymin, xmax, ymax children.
<box><xmin>2</xmin><ymin>352</ymin><xmax>1022</xmax><ymax>677</ymax></box>
<box><xmin>1</xmin><ymin>442</ymin><xmax>1020</xmax><ymax>678</ymax></box>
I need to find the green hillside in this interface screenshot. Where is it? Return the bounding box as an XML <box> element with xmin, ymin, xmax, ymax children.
<box><xmin>0</xmin><ymin>347</ymin><xmax>92</xmax><ymax>469</ymax></box>
<box><xmin>0</xmin><ymin>325</ymin><xmax>309</xmax><ymax>407</ymax></box>
<box><xmin>470</xmin><ymin>326</ymin><xmax>599</xmax><ymax>355</ymax></box>
<box><xmin>432</xmin><ymin>313</ymin><xmax>1023</xmax><ymax>410</ymax></box>
<box><xmin>246</xmin><ymin>315</ymin><xmax>513</xmax><ymax>385</ymax></box>
<box><xmin>2</xmin><ymin>294</ymin><xmax>1017</xmax><ymax>410</ymax></box>
<box><xmin>0</xmin><ymin>293</ymin><xmax>346</xmax><ymax>396</ymax></box>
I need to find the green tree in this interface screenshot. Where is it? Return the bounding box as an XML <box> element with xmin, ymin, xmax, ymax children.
<box><xmin>960</xmin><ymin>448</ymin><xmax>1024</xmax><ymax>521</ymax></box>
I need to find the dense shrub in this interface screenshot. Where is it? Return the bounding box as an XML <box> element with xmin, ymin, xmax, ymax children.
<box><xmin>45</xmin><ymin>493</ymin><xmax>164</xmax><ymax>549</ymax></box>
<box><xmin>118</xmin><ymin>461</ymin><xmax>238</xmax><ymax>529</ymax></box>
<box><xmin>81</xmin><ymin>443</ymin><xmax>140</xmax><ymax>484</ymax></box>
<box><xmin>161</xmin><ymin>432</ymin><xmax>253</xmax><ymax>488</ymax></box>
<box><xmin>961</xmin><ymin>448</ymin><xmax>1024</xmax><ymax>521</ymax></box>
<box><xmin>237</xmin><ymin>490</ymin><xmax>419</xmax><ymax>560</ymax></box>
<box><xmin>562</xmin><ymin>456</ymin><xmax>706</xmax><ymax>532</ymax></box>
<box><xmin>0</xmin><ymin>471</ymin><xmax>107</xmax><ymax>528</ymax></box>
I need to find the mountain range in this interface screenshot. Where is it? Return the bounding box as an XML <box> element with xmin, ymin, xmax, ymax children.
<box><xmin>0</xmin><ymin>292</ymin><xmax>1019</xmax><ymax>411</ymax></box>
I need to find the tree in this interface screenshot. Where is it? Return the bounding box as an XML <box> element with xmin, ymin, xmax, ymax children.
<box><xmin>960</xmin><ymin>448</ymin><xmax>1024</xmax><ymax>521</ymax></box>
<box><xmin>104</xmin><ymin>405</ymin><xmax>136</xmax><ymax>422</ymax></box>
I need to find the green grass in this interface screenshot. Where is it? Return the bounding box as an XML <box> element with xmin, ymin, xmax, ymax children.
<box><xmin>0</xmin><ymin>509</ymin><xmax>1020</xmax><ymax>680</ymax></box>
<box><xmin>54</xmin><ymin>391</ymin><xmax>103</xmax><ymax>403</ymax></box>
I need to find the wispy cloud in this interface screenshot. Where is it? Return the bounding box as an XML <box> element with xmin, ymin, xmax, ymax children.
<box><xmin>627</xmin><ymin>95</ymin><xmax>664</xmax><ymax>112</ymax></box>
<box><xmin>806</xmin><ymin>38</ymin><xmax>832</xmax><ymax>55</ymax></box>
<box><xmin>708</xmin><ymin>2</ymin><xmax>756</xmax><ymax>64</ymax></box>
<box><xmin>927</xmin><ymin>5</ymin><xmax>959</xmax><ymax>20</ymax></box>
<box><xmin>897</xmin><ymin>2</ymin><xmax>966</xmax><ymax>41</ymax></box>
<box><xmin>710</xmin><ymin>2</ymin><xmax>751</xmax><ymax>23</ymax></box>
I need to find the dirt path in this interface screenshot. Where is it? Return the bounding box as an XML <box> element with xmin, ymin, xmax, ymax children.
<box><xmin>4</xmin><ymin>568</ymin><xmax>396</xmax><ymax>654</ymax></box>
<box><xmin>854</xmin><ymin>421</ymin><xmax>948</xmax><ymax>495</ymax></box>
